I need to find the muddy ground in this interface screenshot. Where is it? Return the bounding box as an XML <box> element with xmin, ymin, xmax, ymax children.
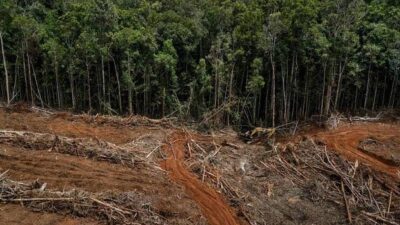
<box><xmin>0</xmin><ymin>105</ymin><xmax>399</xmax><ymax>225</ymax></box>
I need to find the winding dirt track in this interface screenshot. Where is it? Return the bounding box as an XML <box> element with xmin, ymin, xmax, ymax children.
<box><xmin>314</xmin><ymin>123</ymin><xmax>400</xmax><ymax>178</ymax></box>
<box><xmin>161</xmin><ymin>131</ymin><xmax>241</xmax><ymax>225</ymax></box>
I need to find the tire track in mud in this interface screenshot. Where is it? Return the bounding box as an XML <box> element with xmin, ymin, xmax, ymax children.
<box><xmin>314</xmin><ymin>124</ymin><xmax>400</xmax><ymax>178</ymax></box>
<box><xmin>161</xmin><ymin>131</ymin><xmax>241</xmax><ymax>225</ymax></box>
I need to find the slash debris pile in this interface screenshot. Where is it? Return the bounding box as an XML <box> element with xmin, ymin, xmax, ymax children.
<box><xmin>183</xmin><ymin>131</ymin><xmax>400</xmax><ymax>225</ymax></box>
<box><xmin>263</xmin><ymin>138</ymin><xmax>400</xmax><ymax>224</ymax></box>
<box><xmin>0</xmin><ymin>172</ymin><xmax>164</xmax><ymax>225</ymax></box>
<box><xmin>0</xmin><ymin>130</ymin><xmax>143</xmax><ymax>166</ymax></box>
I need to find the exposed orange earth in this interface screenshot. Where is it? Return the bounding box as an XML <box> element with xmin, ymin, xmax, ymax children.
<box><xmin>161</xmin><ymin>131</ymin><xmax>242</xmax><ymax>225</ymax></box>
<box><xmin>314</xmin><ymin>123</ymin><xmax>400</xmax><ymax>178</ymax></box>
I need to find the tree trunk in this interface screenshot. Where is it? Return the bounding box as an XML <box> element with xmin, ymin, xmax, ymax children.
<box><xmin>364</xmin><ymin>63</ymin><xmax>371</xmax><ymax>109</ymax></box>
<box><xmin>12</xmin><ymin>56</ymin><xmax>18</xmax><ymax>100</ymax></box>
<box><xmin>281</xmin><ymin>60</ymin><xmax>287</xmax><ymax>123</ymax></box>
<box><xmin>264</xmin><ymin>75</ymin><xmax>269</xmax><ymax>125</ymax></box>
<box><xmin>101</xmin><ymin>55</ymin><xmax>106</xmax><ymax>107</ymax></box>
<box><xmin>320</xmin><ymin>61</ymin><xmax>327</xmax><ymax>115</ymax></box>
<box><xmin>127</xmin><ymin>53</ymin><xmax>133</xmax><ymax>115</ymax></box>
<box><xmin>128</xmin><ymin>88</ymin><xmax>133</xmax><ymax>115</ymax></box>
<box><xmin>22</xmin><ymin>47</ymin><xmax>28</xmax><ymax>102</ymax></box>
<box><xmin>27</xmin><ymin>51</ymin><xmax>34</xmax><ymax>105</ymax></box>
<box><xmin>372</xmin><ymin>75</ymin><xmax>378</xmax><ymax>111</ymax></box>
<box><xmin>69</xmin><ymin>71</ymin><xmax>76</xmax><ymax>110</ymax></box>
<box><xmin>30</xmin><ymin>58</ymin><xmax>44</xmax><ymax>107</ymax></box>
<box><xmin>86</xmin><ymin>61</ymin><xmax>92</xmax><ymax>112</ymax></box>
<box><xmin>214</xmin><ymin>66</ymin><xmax>219</xmax><ymax>109</ymax></box>
<box><xmin>354</xmin><ymin>87</ymin><xmax>358</xmax><ymax>110</ymax></box>
<box><xmin>324</xmin><ymin>62</ymin><xmax>335</xmax><ymax>115</ymax></box>
<box><xmin>111</xmin><ymin>56</ymin><xmax>122</xmax><ymax>113</ymax></box>
<box><xmin>0</xmin><ymin>32</ymin><xmax>10</xmax><ymax>105</ymax></box>
<box><xmin>270</xmin><ymin>53</ymin><xmax>276</xmax><ymax>128</ymax></box>
<box><xmin>227</xmin><ymin>64</ymin><xmax>234</xmax><ymax>126</ymax></box>
<box><xmin>389</xmin><ymin>72</ymin><xmax>398</xmax><ymax>108</ymax></box>
<box><xmin>334</xmin><ymin>61</ymin><xmax>345</xmax><ymax>111</ymax></box>
<box><xmin>54</xmin><ymin>56</ymin><xmax>61</xmax><ymax>108</ymax></box>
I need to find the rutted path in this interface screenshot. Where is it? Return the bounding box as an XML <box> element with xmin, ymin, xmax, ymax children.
<box><xmin>314</xmin><ymin>123</ymin><xmax>400</xmax><ymax>178</ymax></box>
<box><xmin>161</xmin><ymin>131</ymin><xmax>241</xmax><ymax>225</ymax></box>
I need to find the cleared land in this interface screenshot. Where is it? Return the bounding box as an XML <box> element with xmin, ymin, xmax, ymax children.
<box><xmin>0</xmin><ymin>105</ymin><xmax>399</xmax><ymax>225</ymax></box>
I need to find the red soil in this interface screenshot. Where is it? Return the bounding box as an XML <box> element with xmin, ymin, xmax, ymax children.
<box><xmin>314</xmin><ymin>123</ymin><xmax>400</xmax><ymax>178</ymax></box>
<box><xmin>161</xmin><ymin>131</ymin><xmax>241</xmax><ymax>225</ymax></box>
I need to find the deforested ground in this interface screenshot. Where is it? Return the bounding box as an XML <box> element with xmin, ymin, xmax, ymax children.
<box><xmin>0</xmin><ymin>104</ymin><xmax>399</xmax><ymax>225</ymax></box>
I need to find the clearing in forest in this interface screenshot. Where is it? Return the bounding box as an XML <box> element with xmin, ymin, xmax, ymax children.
<box><xmin>0</xmin><ymin>105</ymin><xmax>399</xmax><ymax>225</ymax></box>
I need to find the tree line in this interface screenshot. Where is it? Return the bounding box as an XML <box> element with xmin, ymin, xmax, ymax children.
<box><xmin>0</xmin><ymin>0</ymin><xmax>399</xmax><ymax>128</ymax></box>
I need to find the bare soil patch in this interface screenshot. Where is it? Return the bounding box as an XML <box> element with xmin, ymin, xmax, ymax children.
<box><xmin>314</xmin><ymin>123</ymin><xmax>400</xmax><ymax>178</ymax></box>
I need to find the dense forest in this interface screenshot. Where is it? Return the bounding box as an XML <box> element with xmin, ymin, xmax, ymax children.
<box><xmin>0</xmin><ymin>0</ymin><xmax>399</xmax><ymax>128</ymax></box>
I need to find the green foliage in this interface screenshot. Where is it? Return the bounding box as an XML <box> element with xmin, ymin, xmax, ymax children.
<box><xmin>247</xmin><ymin>58</ymin><xmax>264</xmax><ymax>93</ymax></box>
<box><xmin>0</xmin><ymin>0</ymin><xmax>399</xmax><ymax>125</ymax></box>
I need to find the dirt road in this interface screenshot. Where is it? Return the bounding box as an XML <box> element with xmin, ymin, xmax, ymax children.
<box><xmin>314</xmin><ymin>123</ymin><xmax>400</xmax><ymax>178</ymax></box>
<box><xmin>161</xmin><ymin>131</ymin><xmax>241</xmax><ymax>225</ymax></box>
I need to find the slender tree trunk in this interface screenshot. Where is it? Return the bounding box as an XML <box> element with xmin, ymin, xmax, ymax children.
<box><xmin>27</xmin><ymin>52</ymin><xmax>34</xmax><ymax>105</ymax></box>
<box><xmin>354</xmin><ymin>87</ymin><xmax>358</xmax><ymax>110</ymax></box>
<box><xmin>281</xmin><ymin>60</ymin><xmax>287</xmax><ymax>123</ymax></box>
<box><xmin>111</xmin><ymin>56</ymin><xmax>122</xmax><ymax>113</ymax></box>
<box><xmin>372</xmin><ymin>76</ymin><xmax>378</xmax><ymax>111</ymax></box>
<box><xmin>86</xmin><ymin>61</ymin><xmax>92</xmax><ymax>112</ymax></box>
<box><xmin>264</xmin><ymin>75</ymin><xmax>269</xmax><ymax>125</ymax></box>
<box><xmin>0</xmin><ymin>32</ymin><xmax>10</xmax><ymax>105</ymax></box>
<box><xmin>270</xmin><ymin>53</ymin><xmax>276</xmax><ymax>128</ymax></box>
<box><xmin>389</xmin><ymin>72</ymin><xmax>398</xmax><ymax>108</ymax></box>
<box><xmin>227</xmin><ymin>64</ymin><xmax>235</xmax><ymax>126</ymax></box>
<box><xmin>214</xmin><ymin>66</ymin><xmax>219</xmax><ymax>109</ymax></box>
<box><xmin>161</xmin><ymin>87</ymin><xmax>165</xmax><ymax>117</ymax></box>
<box><xmin>12</xmin><ymin>56</ymin><xmax>18</xmax><ymax>101</ymax></box>
<box><xmin>320</xmin><ymin>61</ymin><xmax>327</xmax><ymax>115</ymax></box>
<box><xmin>22</xmin><ymin>47</ymin><xmax>28</xmax><ymax>101</ymax></box>
<box><xmin>30</xmin><ymin>58</ymin><xmax>44</xmax><ymax>107</ymax></box>
<box><xmin>364</xmin><ymin>63</ymin><xmax>371</xmax><ymax>109</ymax></box>
<box><xmin>69</xmin><ymin>71</ymin><xmax>76</xmax><ymax>110</ymax></box>
<box><xmin>128</xmin><ymin>88</ymin><xmax>133</xmax><ymax>115</ymax></box>
<box><xmin>334</xmin><ymin>62</ymin><xmax>344</xmax><ymax>111</ymax></box>
<box><xmin>381</xmin><ymin>74</ymin><xmax>387</xmax><ymax>108</ymax></box>
<box><xmin>324</xmin><ymin>61</ymin><xmax>335</xmax><ymax>115</ymax></box>
<box><xmin>54</xmin><ymin>56</ymin><xmax>61</xmax><ymax>108</ymax></box>
<box><xmin>127</xmin><ymin>53</ymin><xmax>133</xmax><ymax>115</ymax></box>
<box><xmin>101</xmin><ymin>55</ymin><xmax>106</xmax><ymax>107</ymax></box>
